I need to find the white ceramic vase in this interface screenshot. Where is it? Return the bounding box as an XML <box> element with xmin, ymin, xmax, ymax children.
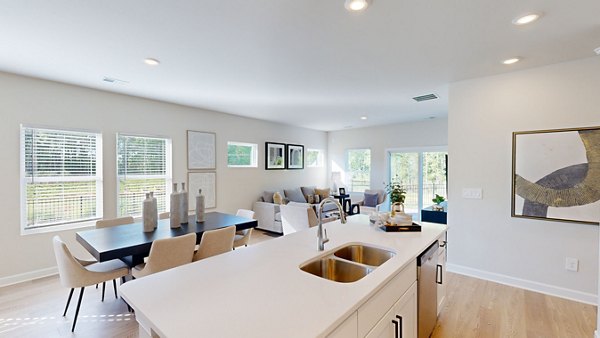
<box><xmin>196</xmin><ymin>189</ymin><xmax>205</xmax><ymax>223</ymax></box>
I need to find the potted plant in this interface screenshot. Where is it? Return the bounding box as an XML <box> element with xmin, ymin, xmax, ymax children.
<box><xmin>432</xmin><ymin>194</ymin><xmax>445</xmax><ymax>211</ymax></box>
<box><xmin>384</xmin><ymin>178</ymin><xmax>407</xmax><ymax>216</ymax></box>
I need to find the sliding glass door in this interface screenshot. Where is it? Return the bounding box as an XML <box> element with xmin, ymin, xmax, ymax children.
<box><xmin>389</xmin><ymin>149</ymin><xmax>447</xmax><ymax>219</ymax></box>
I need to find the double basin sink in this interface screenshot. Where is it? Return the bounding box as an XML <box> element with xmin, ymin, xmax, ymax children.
<box><xmin>300</xmin><ymin>244</ymin><xmax>395</xmax><ymax>283</ymax></box>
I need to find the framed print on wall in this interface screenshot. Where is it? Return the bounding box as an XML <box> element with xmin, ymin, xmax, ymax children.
<box><xmin>286</xmin><ymin>144</ymin><xmax>304</xmax><ymax>169</ymax></box>
<box><xmin>265</xmin><ymin>142</ymin><xmax>286</xmax><ymax>170</ymax></box>
<box><xmin>188</xmin><ymin>172</ymin><xmax>216</xmax><ymax>209</ymax></box>
<box><xmin>511</xmin><ymin>126</ymin><xmax>600</xmax><ymax>225</ymax></box>
<box><xmin>187</xmin><ymin>130</ymin><xmax>216</xmax><ymax>170</ymax></box>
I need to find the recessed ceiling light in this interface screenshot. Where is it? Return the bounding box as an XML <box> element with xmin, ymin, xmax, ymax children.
<box><xmin>144</xmin><ymin>58</ymin><xmax>160</xmax><ymax>66</ymax></box>
<box><xmin>360</xmin><ymin>116</ymin><xmax>368</xmax><ymax>120</ymax></box>
<box><xmin>502</xmin><ymin>57</ymin><xmax>520</xmax><ymax>65</ymax></box>
<box><xmin>345</xmin><ymin>0</ymin><xmax>369</xmax><ymax>12</ymax></box>
<box><xmin>512</xmin><ymin>13</ymin><xmax>541</xmax><ymax>25</ymax></box>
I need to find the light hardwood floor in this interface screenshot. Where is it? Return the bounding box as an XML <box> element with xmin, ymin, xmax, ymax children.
<box><xmin>0</xmin><ymin>231</ymin><xmax>596</xmax><ymax>337</ymax></box>
<box><xmin>432</xmin><ymin>272</ymin><xmax>597</xmax><ymax>338</ymax></box>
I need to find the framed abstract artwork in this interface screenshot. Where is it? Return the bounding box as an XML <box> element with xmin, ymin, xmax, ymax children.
<box><xmin>188</xmin><ymin>172</ymin><xmax>216</xmax><ymax>209</ymax></box>
<box><xmin>511</xmin><ymin>126</ymin><xmax>600</xmax><ymax>225</ymax></box>
<box><xmin>187</xmin><ymin>130</ymin><xmax>216</xmax><ymax>170</ymax></box>
<box><xmin>265</xmin><ymin>142</ymin><xmax>286</xmax><ymax>170</ymax></box>
<box><xmin>286</xmin><ymin>144</ymin><xmax>304</xmax><ymax>169</ymax></box>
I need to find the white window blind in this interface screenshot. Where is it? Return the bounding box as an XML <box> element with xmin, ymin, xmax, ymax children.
<box><xmin>21</xmin><ymin>126</ymin><xmax>103</xmax><ymax>230</ymax></box>
<box><xmin>117</xmin><ymin>134</ymin><xmax>172</xmax><ymax>217</ymax></box>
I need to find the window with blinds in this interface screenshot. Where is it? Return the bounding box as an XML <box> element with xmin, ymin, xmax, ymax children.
<box><xmin>117</xmin><ymin>134</ymin><xmax>172</xmax><ymax>217</ymax></box>
<box><xmin>21</xmin><ymin>126</ymin><xmax>103</xmax><ymax>231</ymax></box>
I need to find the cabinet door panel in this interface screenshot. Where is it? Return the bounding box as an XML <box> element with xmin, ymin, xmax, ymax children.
<box><xmin>395</xmin><ymin>283</ymin><xmax>417</xmax><ymax>338</ymax></box>
<box><xmin>437</xmin><ymin>244</ymin><xmax>447</xmax><ymax>315</ymax></box>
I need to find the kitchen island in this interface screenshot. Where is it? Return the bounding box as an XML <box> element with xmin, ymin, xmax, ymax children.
<box><xmin>119</xmin><ymin>214</ymin><xmax>447</xmax><ymax>338</ymax></box>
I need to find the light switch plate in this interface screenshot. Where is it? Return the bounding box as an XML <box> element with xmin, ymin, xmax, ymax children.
<box><xmin>565</xmin><ymin>257</ymin><xmax>579</xmax><ymax>272</ymax></box>
<box><xmin>462</xmin><ymin>188</ymin><xmax>482</xmax><ymax>199</ymax></box>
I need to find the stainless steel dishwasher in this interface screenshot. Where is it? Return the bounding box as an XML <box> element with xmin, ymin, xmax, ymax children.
<box><xmin>417</xmin><ymin>241</ymin><xmax>439</xmax><ymax>338</ymax></box>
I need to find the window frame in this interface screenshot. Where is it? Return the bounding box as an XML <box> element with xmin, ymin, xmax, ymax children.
<box><xmin>20</xmin><ymin>124</ymin><xmax>103</xmax><ymax>235</ymax></box>
<box><xmin>116</xmin><ymin>133</ymin><xmax>173</xmax><ymax>218</ymax></box>
<box><xmin>345</xmin><ymin>148</ymin><xmax>372</xmax><ymax>193</ymax></box>
<box><xmin>386</xmin><ymin>146</ymin><xmax>448</xmax><ymax>219</ymax></box>
<box><xmin>306</xmin><ymin>148</ymin><xmax>324</xmax><ymax>168</ymax></box>
<box><xmin>227</xmin><ymin>141</ymin><xmax>258</xmax><ymax>168</ymax></box>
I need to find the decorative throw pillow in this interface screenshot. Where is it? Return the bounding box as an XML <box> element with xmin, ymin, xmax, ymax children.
<box><xmin>273</xmin><ymin>191</ymin><xmax>283</xmax><ymax>205</ymax></box>
<box><xmin>314</xmin><ymin>188</ymin><xmax>330</xmax><ymax>200</ymax></box>
<box><xmin>305</xmin><ymin>194</ymin><xmax>315</xmax><ymax>204</ymax></box>
<box><xmin>284</xmin><ymin>188</ymin><xmax>307</xmax><ymax>203</ymax></box>
<box><xmin>263</xmin><ymin>191</ymin><xmax>277</xmax><ymax>204</ymax></box>
<box><xmin>301</xmin><ymin>186</ymin><xmax>316</xmax><ymax>197</ymax></box>
<box><xmin>364</xmin><ymin>193</ymin><xmax>379</xmax><ymax>207</ymax></box>
<box><xmin>313</xmin><ymin>194</ymin><xmax>321</xmax><ymax>203</ymax></box>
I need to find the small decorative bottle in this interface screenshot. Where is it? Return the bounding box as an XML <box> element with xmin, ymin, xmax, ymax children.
<box><xmin>170</xmin><ymin>183</ymin><xmax>181</xmax><ymax>228</ymax></box>
<box><xmin>142</xmin><ymin>193</ymin><xmax>156</xmax><ymax>232</ymax></box>
<box><xmin>196</xmin><ymin>189</ymin><xmax>205</xmax><ymax>223</ymax></box>
<box><xmin>149</xmin><ymin>191</ymin><xmax>158</xmax><ymax>229</ymax></box>
<box><xmin>179</xmin><ymin>182</ymin><xmax>189</xmax><ymax>225</ymax></box>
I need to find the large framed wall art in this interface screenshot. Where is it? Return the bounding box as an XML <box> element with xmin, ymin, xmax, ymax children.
<box><xmin>187</xmin><ymin>130</ymin><xmax>216</xmax><ymax>170</ymax></box>
<box><xmin>188</xmin><ymin>172</ymin><xmax>216</xmax><ymax>209</ymax></box>
<box><xmin>511</xmin><ymin>126</ymin><xmax>600</xmax><ymax>225</ymax></box>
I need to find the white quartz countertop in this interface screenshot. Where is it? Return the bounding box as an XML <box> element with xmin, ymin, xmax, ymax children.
<box><xmin>120</xmin><ymin>215</ymin><xmax>447</xmax><ymax>338</ymax></box>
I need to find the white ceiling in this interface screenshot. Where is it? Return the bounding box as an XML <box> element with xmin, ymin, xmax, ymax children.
<box><xmin>1</xmin><ymin>1</ymin><xmax>599</xmax><ymax>131</ymax></box>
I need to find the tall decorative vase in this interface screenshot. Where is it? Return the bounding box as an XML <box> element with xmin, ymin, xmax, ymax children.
<box><xmin>142</xmin><ymin>193</ymin><xmax>156</xmax><ymax>232</ymax></box>
<box><xmin>170</xmin><ymin>183</ymin><xmax>181</xmax><ymax>228</ymax></box>
<box><xmin>149</xmin><ymin>191</ymin><xmax>158</xmax><ymax>229</ymax></box>
<box><xmin>180</xmin><ymin>183</ymin><xmax>189</xmax><ymax>225</ymax></box>
<box><xmin>196</xmin><ymin>189</ymin><xmax>205</xmax><ymax>223</ymax></box>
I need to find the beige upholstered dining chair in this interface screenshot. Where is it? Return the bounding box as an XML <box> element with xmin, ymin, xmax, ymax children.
<box><xmin>233</xmin><ymin>209</ymin><xmax>255</xmax><ymax>249</ymax></box>
<box><xmin>132</xmin><ymin>233</ymin><xmax>196</xmax><ymax>279</ymax></box>
<box><xmin>193</xmin><ymin>226</ymin><xmax>236</xmax><ymax>261</ymax></box>
<box><xmin>96</xmin><ymin>216</ymin><xmax>134</xmax><ymax>228</ymax></box>
<box><xmin>53</xmin><ymin>236</ymin><xmax>129</xmax><ymax>332</ymax></box>
<box><xmin>280</xmin><ymin>204</ymin><xmax>318</xmax><ymax>235</ymax></box>
<box><xmin>95</xmin><ymin>216</ymin><xmax>134</xmax><ymax>298</ymax></box>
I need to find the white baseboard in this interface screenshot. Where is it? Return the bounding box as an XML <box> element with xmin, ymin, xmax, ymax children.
<box><xmin>447</xmin><ymin>263</ymin><xmax>598</xmax><ymax>306</ymax></box>
<box><xmin>0</xmin><ymin>266</ymin><xmax>58</xmax><ymax>288</ymax></box>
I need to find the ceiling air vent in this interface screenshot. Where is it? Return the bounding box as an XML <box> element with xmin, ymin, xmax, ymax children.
<box><xmin>103</xmin><ymin>77</ymin><xmax>129</xmax><ymax>85</ymax></box>
<box><xmin>412</xmin><ymin>93</ymin><xmax>438</xmax><ymax>102</ymax></box>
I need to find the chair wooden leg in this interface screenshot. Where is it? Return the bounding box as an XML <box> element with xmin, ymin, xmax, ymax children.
<box><xmin>101</xmin><ymin>281</ymin><xmax>106</xmax><ymax>302</ymax></box>
<box><xmin>62</xmin><ymin>288</ymin><xmax>74</xmax><ymax>316</ymax></box>
<box><xmin>113</xmin><ymin>279</ymin><xmax>118</xmax><ymax>299</ymax></box>
<box><xmin>121</xmin><ymin>276</ymin><xmax>126</xmax><ymax>284</ymax></box>
<box><xmin>71</xmin><ymin>287</ymin><xmax>85</xmax><ymax>332</ymax></box>
<box><xmin>95</xmin><ymin>284</ymin><xmax>98</xmax><ymax>289</ymax></box>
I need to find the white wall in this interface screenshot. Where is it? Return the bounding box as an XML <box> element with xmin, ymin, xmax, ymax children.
<box><xmin>0</xmin><ymin>71</ymin><xmax>327</xmax><ymax>284</ymax></box>
<box><xmin>327</xmin><ymin>118</ymin><xmax>448</xmax><ymax>191</ymax></box>
<box><xmin>448</xmin><ymin>57</ymin><xmax>600</xmax><ymax>304</ymax></box>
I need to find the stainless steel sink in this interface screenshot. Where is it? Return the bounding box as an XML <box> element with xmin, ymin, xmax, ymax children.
<box><xmin>300</xmin><ymin>258</ymin><xmax>372</xmax><ymax>283</ymax></box>
<box><xmin>299</xmin><ymin>244</ymin><xmax>395</xmax><ymax>283</ymax></box>
<box><xmin>333</xmin><ymin>245</ymin><xmax>395</xmax><ymax>267</ymax></box>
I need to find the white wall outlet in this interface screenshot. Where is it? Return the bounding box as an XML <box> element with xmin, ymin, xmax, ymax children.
<box><xmin>462</xmin><ymin>188</ymin><xmax>482</xmax><ymax>199</ymax></box>
<box><xmin>565</xmin><ymin>257</ymin><xmax>579</xmax><ymax>272</ymax></box>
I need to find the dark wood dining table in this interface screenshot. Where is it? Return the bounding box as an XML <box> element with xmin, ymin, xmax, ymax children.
<box><xmin>76</xmin><ymin>212</ymin><xmax>257</xmax><ymax>267</ymax></box>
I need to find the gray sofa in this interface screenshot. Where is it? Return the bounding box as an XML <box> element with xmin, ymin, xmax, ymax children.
<box><xmin>253</xmin><ymin>186</ymin><xmax>337</xmax><ymax>234</ymax></box>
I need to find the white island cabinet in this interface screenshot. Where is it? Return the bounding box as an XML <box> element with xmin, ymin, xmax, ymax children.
<box><xmin>120</xmin><ymin>215</ymin><xmax>446</xmax><ymax>338</ymax></box>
